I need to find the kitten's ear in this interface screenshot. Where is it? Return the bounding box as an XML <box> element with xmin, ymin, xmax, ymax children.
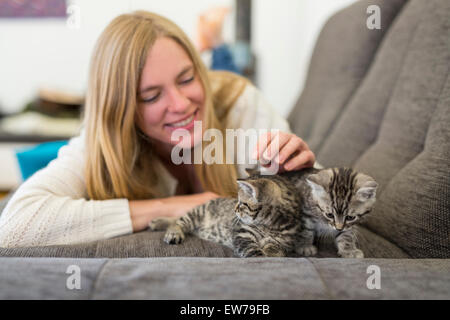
<box><xmin>244</xmin><ymin>167</ymin><xmax>260</xmax><ymax>177</ymax></box>
<box><xmin>306</xmin><ymin>179</ymin><xmax>327</xmax><ymax>201</ymax></box>
<box><xmin>355</xmin><ymin>173</ymin><xmax>378</xmax><ymax>201</ymax></box>
<box><xmin>306</xmin><ymin>169</ymin><xmax>333</xmax><ymax>204</ymax></box>
<box><xmin>237</xmin><ymin>180</ymin><xmax>259</xmax><ymax>202</ymax></box>
<box><xmin>307</xmin><ymin>169</ymin><xmax>333</xmax><ymax>187</ymax></box>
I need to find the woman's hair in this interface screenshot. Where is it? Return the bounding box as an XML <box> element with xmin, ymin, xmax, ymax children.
<box><xmin>83</xmin><ymin>10</ymin><xmax>249</xmax><ymax>200</ymax></box>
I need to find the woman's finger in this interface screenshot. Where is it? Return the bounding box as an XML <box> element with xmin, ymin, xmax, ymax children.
<box><xmin>252</xmin><ymin>131</ymin><xmax>285</xmax><ymax>161</ymax></box>
<box><xmin>283</xmin><ymin>150</ymin><xmax>315</xmax><ymax>171</ymax></box>
<box><xmin>277</xmin><ymin>135</ymin><xmax>305</xmax><ymax>164</ymax></box>
<box><xmin>261</xmin><ymin>132</ymin><xmax>291</xmax><ymax>163</ymax></box>
<box><xmin>252</xmin><ymin>131</ymin><xmax>271</xmax><ymax>160</ymax></box>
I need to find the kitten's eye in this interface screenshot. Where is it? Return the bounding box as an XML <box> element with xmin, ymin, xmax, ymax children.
<box><xmin>326</xmin><ymin>213</ymin><xmax>334</xmax><ymax>219</ymax></box>
<box><xmin>346</xmin><ymin>216</ymin><xmax>356</xmax><ymax>221</ymax></box>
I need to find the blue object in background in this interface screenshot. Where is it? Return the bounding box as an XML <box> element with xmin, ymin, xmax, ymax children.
<box><xmin>15</xmin><ymin>140</ymin><xmax>68</xmax><ymax>181</ymax></box>
<box><xmin>211</xmin><ymin>44</ymin><xmax>241</xmax><ymax>74</ymax></box>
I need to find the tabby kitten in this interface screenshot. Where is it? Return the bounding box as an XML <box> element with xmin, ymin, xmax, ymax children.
<box><xmin>157</xmin><ymin>167</ymin><xmax>378</xmax><ymax>258</ymax></box>
<box><xmin>293</xmin><ymin>167</ymin><xmax>378</xmax><ymax>258</ymax></box>
<box><xmin>160</xmin><ymin>169</ymin><xmax>305</xmax><ymax>257</ymax></box>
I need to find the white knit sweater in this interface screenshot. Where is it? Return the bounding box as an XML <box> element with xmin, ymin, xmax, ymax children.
<box><xmin>0</xmin><ymin>84</ymin><xmax>292</xmax><ymax>248</ymax></box>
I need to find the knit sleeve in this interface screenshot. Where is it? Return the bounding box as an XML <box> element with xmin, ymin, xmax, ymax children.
<box><xmin>0</xmin><ymin>130</ymin><xmax>133</xmax><ymax>248</ymax></box>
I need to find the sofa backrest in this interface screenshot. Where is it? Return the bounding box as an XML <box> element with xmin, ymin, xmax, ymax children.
<box><xmin>288</xmin><ymin>0</ymin><xmax>449</xmax><ymax>258</ymax></box>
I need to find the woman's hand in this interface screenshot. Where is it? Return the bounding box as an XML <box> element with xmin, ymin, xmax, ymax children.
<box><xmin>252</xmin><ymin>131</ymin><xmax>315</xmax><ymax>172</ymax></box>
<box><xmin>129</xmin><ymin>192</ymin><xmax>220</xmax><ymax>232</ymax></box>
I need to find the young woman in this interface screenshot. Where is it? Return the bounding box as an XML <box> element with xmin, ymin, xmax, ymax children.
<box><xmin>0</xmin><ymin>11</ymin><xmax>315</xmax><ymax>248</ymax></box>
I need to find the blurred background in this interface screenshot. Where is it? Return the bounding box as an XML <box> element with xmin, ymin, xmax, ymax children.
<box><xmin>0</xmin><ymin>0</ymin><xmax>355</xmax><ymax>195</ymax></box>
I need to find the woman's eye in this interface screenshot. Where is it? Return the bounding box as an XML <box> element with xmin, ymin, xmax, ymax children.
<box><xmin>180</xmin><ymin>76</ymin><xmax>194</xmax><ymax>85</ymax></box>
<box><xmin>142</xmin><ymin>93</ymin><xmax>160</xmax><ymax>104</ymax></box>
<box><xmin>346</xmin><ymin>215</ymin><xmax>355</xmax><ymax>221</ymax></box>
<box><xmin>326</xmin><ymin>213</ymin><xmax>334</xmax><ymax>219</ymax></box>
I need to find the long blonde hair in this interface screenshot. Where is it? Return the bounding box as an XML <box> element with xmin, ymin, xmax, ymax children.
<box><xmin>84</xmin><ymin>11</ymin><xmax>249</xmax><ymax>200</ymax></box>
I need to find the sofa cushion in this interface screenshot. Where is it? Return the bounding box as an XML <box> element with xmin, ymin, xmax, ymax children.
<box><xmin>0</xmin><ymin>257</ymin><xmax>106</xmax><ymax>299</ymax></box>
<box><xmin>0</xmin><ymin>227</ymin><xmax>410</xmax><ymax>259</ymax></box>
<box><xmin>1</xmin><ymin>0</ymin><xmax>447</xmax><ymax>260</ymax></box>
<box><xmin>1</xmin><ymin>257</ymin><xmax>449</xmax><ymax>299</ymax></box>
<box><xmin>289</xmin><ymin>0</ymin><xmax>450</xmax><ymax>258</ymax></box>
<box><xmin>288</xmin><ymin>0</ymin><xmax>408</xmax><ymax>153</ymax></box>
<box><xmin>0</xmin><ymin>230</ymin><xmax>235</xmax><ymax>258</ymax></box>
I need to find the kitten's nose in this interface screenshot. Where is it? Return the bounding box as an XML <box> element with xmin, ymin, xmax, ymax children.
<box><xmin>335</xmin><ymin>223</ymin><xmax>344</xmax><ymax>231</ymax></box>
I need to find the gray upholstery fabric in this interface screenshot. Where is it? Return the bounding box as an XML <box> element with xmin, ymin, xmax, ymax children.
<box><xmin>0</xmin><ymin>257</ymin><xmax>107</xmax><ymax>299</ymax></box>
<box><xmin>308</xmin><ymin>258</ymin><xmax>450</xmax><ymax>299</ymax></box>
<box><xmin>0</xmin><ymin>228</ymin><xmax>411</xmax><ymax>259</ymax></box>
<box><xmin>0</xmin><ymin>231</ymin><xmax>234</xmax><ymax>258</ymax></box>
<box><xmin>1</xmin><ymin>257</ymin><xmax>449</xmax><ymax>299</ymax></box>
<box><xmin>288</xmin><ymin>0</ymin><xmax>408</xmax><ymax>153</ymax></box>
<box><xmin>289</xmin><ymin>0</ymin><xmax>450</xmax><ymax>258</ymax></box>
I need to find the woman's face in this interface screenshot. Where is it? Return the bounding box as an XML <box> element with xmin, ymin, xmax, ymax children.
<box><xmin>136</xmin><ymin>37</ymin><xmax>205</xmax><ymax>151</ymax></box>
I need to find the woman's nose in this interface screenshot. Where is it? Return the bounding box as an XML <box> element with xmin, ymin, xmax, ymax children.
<box><xmin>166</xmin><ymin>86</ymin><xmax>190</xmax><ymax>113</ymax></box>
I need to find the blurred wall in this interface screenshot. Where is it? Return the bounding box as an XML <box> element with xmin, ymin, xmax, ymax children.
<box><xmin>0</xmin><ymin>0</ymin><xmax>356</xmax><ymax>118</ymax></box>
<box><xmin>253</xmin><ymin>0</ymin><xmax>356</xmax><ymax>117</ymax></box>
<box><xmin>0</xmin><ymin>0</ymin><xmax>234</xmax><ymax>114</ymax></box>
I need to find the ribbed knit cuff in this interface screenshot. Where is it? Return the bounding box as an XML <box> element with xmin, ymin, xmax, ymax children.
<box><xmin>94</xmin><ymin>198</ymin><xmax>133</xmax><ymax>240</ymax></box>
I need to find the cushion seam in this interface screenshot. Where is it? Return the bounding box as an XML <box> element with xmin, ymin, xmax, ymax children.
<box><xmin>87</xmin><ymin>259</ymin><xmax>111</xmax><ymax>300</ymax></box>
<box><xmin>305</xmin><ymin>258</ymin><xmax>335</xmax><ymax>299</ymax></box>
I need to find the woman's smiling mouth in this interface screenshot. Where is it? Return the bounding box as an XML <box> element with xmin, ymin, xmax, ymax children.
<box><xmin>165</xmin><ymin>108</ymin><xmax>198</xmax><ymax>129</ymax></box>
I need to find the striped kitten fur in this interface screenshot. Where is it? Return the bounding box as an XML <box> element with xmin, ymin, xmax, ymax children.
<box><xmin>296</xmin><ymin>167</ymin><xmax>377</xmax><ymax>258</ymax></box>
<box><xmin>154</xmin><ymin>167</ymin><xmax>377</xmax><ymax>258</ymax></box>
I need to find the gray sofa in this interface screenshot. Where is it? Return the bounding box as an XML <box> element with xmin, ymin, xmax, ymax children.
<box><xmin>0</xmin><ymin>0</ymin><xmax>449</xmax><ymax>299</ymax></box>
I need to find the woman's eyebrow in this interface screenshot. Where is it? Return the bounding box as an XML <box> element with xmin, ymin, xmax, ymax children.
<box><xmin>139</xmin><ymin>65</ymin><xmax>194</xmax><ymax>94</ymax></box>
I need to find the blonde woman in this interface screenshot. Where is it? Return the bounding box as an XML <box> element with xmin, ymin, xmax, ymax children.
<box><xmin>0</xmin><ymin>11</ymin><xmax>315</xmax><ymax>248</ymax></box>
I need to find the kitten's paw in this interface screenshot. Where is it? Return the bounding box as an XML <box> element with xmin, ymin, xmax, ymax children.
<box><xmin>296</xmin><ymin>245</ymin><xmax>318</xmax><ymax>257</ymax></box>
<box><xmin>238</xmin><ymin>248</ymin><xmax>265</xmax><ymax>258</ymax></box>
<box><xmin>339</xmin><ymin>249</ymin><xmax>364</xmax><ymax>258</ymax></box>
<box><xmin>164</xmin><ymin>227</ymin><xmax>185</xmax><ymax>244</ymax></box>
<box><xmin>262</xmin><ymin>245</ymin><xmax>285</xmax><ymax>257</ymax></box>
<box><xmin>148</xmin><ymin>217</ymin><xmax>175</xmax><ymax>231</ymax></box>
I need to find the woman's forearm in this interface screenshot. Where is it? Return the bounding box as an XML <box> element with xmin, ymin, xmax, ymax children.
<box><xmin>128</xmin><ymin>192</ymin><xmax>220</xmax><ymax>232</ymax></box>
